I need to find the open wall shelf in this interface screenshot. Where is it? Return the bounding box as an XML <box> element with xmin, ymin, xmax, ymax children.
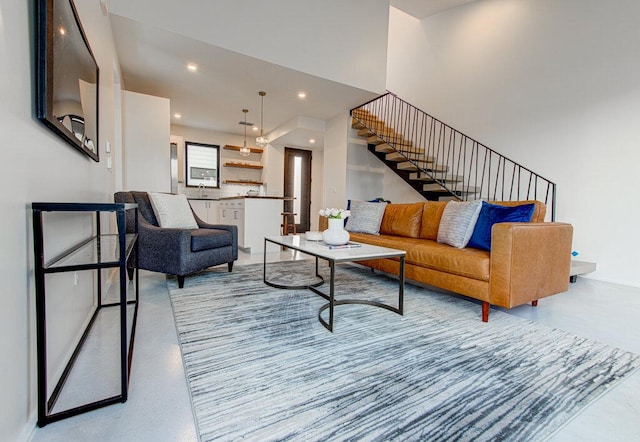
<box><xmin>223</xmin><ymin>144</ymin><xmax>263</xmax><ymax>154</ymax></box>
<box><xmin>224</xmin><ymin>180</ymin><xmax>264</xmax><ymax>185</ymax></box>
<box><xmin>223</xmin><ymin>162</ymin><xmax>263</xmax><ymax>170</ymax></box>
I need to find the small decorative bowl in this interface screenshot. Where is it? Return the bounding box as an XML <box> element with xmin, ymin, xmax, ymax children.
<box><xmin>305</xmin><ymin>231</ymin><xmax>323</xmax><ymax>241</ymax></box>
<box><xmin>246</xmin><ymin>190</ymin><xmax>259</xmax><ymax>196</ymax></box>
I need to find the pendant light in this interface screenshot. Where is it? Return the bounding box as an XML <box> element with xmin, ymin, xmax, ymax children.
<box><xmin>240</xmin><ymin>109</ymin><xmax>251</xmax><ymax>156</ymax></box>
<box><xmin>256</xmin><ymin>91</ymin><xmax>269</xmax><ymax>147</ymax></box>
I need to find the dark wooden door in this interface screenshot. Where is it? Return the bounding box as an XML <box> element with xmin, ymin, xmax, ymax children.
<box><xmin>284</xmin><ymin>147</ymin><xmax>312</xmax><ymax>232</ymax></box>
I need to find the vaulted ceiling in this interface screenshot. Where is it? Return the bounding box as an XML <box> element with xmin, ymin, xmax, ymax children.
<box><xmin>109</xmin><ymin>0</ymin><xmax>477</xmax><ymax>148</ymax></box>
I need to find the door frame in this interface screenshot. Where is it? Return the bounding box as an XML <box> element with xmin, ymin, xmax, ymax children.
<box><xmin>283</xmin><ymin>147</ymin><xmax>312</xmax><ymax>233</ymax></box>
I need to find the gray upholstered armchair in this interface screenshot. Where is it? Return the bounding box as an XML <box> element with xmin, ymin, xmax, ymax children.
<box><xmin>114</xmin><ymin>191</ymin><xmax>238</xmax><ymax>288</ymax></box>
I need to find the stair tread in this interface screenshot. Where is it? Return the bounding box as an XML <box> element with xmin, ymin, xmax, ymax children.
<box><xmin>367</xmin><ymin>136</ymin><xmax>387</xmax><ymax>145</ymax></box>
<box><xmin>397</xmin><ymin>162</ymin><xmax>418</xmax><ymax>171</ymax></box>
<box><xmin>423</xmin><ymin>183</ymin><xmax>481</xmax><ymax>193</ymax></box>
<box><xmin>410</xmin><ymin>172</ymin><xmax>463</xmax><ymax>183</ymax></box>
<box><xmin>386</xmin><ymin>152</ymin><xmax>435</xmax><ymax>164</ymax></box>
<box><xmin>359</xmin><ymin>128</ymin><xmax>395</xmax><ymax>138</ymax></box>
<box><xmin>375</xmin><ymin>144</ymin><xmax>395</xmax><ymax>153</ymax></box>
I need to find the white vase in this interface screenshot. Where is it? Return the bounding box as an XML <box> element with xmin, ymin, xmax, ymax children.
<box><xmin>323</xmin><ymin>218</ymin><xmax>350</xmax><ymax>246</ymax></box>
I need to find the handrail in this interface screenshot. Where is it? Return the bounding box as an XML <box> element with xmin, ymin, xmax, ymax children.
<box><xmin>351</xmin><ymin>92</ymin><xmax>556</xmax><ymax>221</ymax></box>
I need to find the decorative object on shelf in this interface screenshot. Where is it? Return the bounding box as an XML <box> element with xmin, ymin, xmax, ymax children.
<box><xmin>240</xmin><ymin>109</ymin><xmax>251</xmax><ymax>157</ymax></box>
<box><xmin>319</xmin><ymin>208</ymin><xmax>351</xmax><ymax>246</ymax></box>
<box><xmin>246</xmin><ymin>190</ymin><xmax>259</xmax><ymax>196</ymax></box>
<box><xmin>256</xmin><ymin>91</ymin><xmax>269</xmax><ymax>147</ymax></box>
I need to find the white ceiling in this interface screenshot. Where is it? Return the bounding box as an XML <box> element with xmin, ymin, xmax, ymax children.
<box><xmin>390</xmin><ymin>0</ymin><xmax>478</xmax><ymax>19</ymax></box>
<box><xmin>110</xmin><ymin>1</ymin><xmax>477</xmax><ymax>149</ymax></box>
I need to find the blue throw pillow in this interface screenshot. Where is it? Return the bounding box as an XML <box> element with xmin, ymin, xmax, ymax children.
<box><xmin>467</xmin><ymin>202</ymin><xmax>536</xmax><ymax>251</ymax></box>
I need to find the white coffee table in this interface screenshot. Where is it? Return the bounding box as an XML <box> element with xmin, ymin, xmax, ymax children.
<box><xmin>263</xmin><ymin>235</ymin><xmax>406</xmax><ymax>332</ymax></box>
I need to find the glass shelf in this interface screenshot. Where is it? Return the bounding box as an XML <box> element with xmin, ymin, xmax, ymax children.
<box><xmin>45</xmin><ymin>234</ymin><xmax>137</xmax><ymax>271</ymax></box>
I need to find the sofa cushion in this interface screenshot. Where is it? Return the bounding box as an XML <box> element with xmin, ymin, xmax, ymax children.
<box><xmin>345</xmin><ymin>200</ymin><xmax>387</xmax><ymax>234</ymax></box>
<box><xmin>379</xmin><ymin>203</ymin><xmax>423</xmax><ymax>238</ymax></box>
<box><xmin>349</xmin><ymin>232</ymin><xmax>490</xmax><ymax>281</ymax></box>
<box><xmin>191</xmin><ymin>228</ymin><xmax>233</xmax><ymax>252</ymax></box>
<box><xmin>408</xmin><ymin>240</ymin><xmax>490</xmax><ymax>281</ymax></box>
<box><xmin>468</xmin><ymin>202</ymin><xmax>535</xmax><ymax>251</ymax></box>
<box><xmin>148</xmin><ymin>192</ymin><xmax>199</xmax><ymax>229</ymax></box>
<box><xmin>419</xmin><ymin>201</ymin><xmax>448</xmax><ymax>240</ymax></box>
<box><xmin>437</xmin><ymin>200</ymin><xmax>482</xmax><ymax>248</ymax></box>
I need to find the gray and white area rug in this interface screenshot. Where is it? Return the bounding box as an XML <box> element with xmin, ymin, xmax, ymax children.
<box><xmin>167</xmin><ymin>261</ymin><xmax>639</xmax><ymax>441</ymax></box>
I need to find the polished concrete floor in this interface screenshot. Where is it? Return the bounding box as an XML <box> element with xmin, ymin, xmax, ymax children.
<box><xmin>30</xmin><ymin>250</ymin><xmax>640</xmax><ymax>441</ymax></box>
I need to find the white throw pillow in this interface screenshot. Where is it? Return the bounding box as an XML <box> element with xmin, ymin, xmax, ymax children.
<box><xmin>345</xmin><ymin>200</ymin><xmax>388</xmax><ymax>235</ymax></box>
<box><xmin>437</xmin><ymin>200</ymin><xmax>482</xmax><ymax>248</ymax></box>
<box><xmin>148</xmin><ymin>192</ymin><xmax>198</xmax><ymax>229</ymax></box>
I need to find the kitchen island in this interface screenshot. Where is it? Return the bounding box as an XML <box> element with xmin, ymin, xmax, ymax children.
<box><xmin>218</xmin><ymin>196</ymin><xmax>294</xmax><ymax>253</ymax></box>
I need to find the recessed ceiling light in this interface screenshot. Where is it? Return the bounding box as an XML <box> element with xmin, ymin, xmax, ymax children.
<box><xmin>174</xmin><ymin>113</ymin><xmax>182</xmax><ymax>119</ymax></box>
<box><xmin>297</xmin><ymin>92</ymin><xmax>307</xmax><ymax>99</ymax></box>
<box><xmin>186</xmin><ymin>63</ymin><xmax>198</xmax><ymax>72</ymax></box>
<box><xmin>59</xmin><ymin>26</ymin><xmax>66</xmax><ymax>36</ymax></box>
<box><xmin>309</xmin><ymin>138</ymin><xmax>316</xmax><ymax>144</ymax></box>
<box><xmin>252</xmin><ymin>126</ymin><xmax>259</xmax><ymax>131</ymax></box>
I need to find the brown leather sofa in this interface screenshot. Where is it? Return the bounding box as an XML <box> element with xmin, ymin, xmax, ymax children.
<box><xmin>338</xmin><ymin>201</ymin><xmax>573</xmax><ymax>322</ymax></box>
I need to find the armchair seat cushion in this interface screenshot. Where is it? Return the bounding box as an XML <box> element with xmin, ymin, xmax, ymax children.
<box><xmin>191</xmin><ymin>228</ymin><xmax>234</xmax><ymax>252</ymax></box>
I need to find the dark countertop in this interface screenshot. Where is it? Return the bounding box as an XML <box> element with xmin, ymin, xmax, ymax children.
<box><xmin>218</xmin><ymin>196</ymin><xmax>294</xmax><ymax>201</ymax></box>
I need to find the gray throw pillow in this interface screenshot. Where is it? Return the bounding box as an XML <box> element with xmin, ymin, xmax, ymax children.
<box><xmin>437</xmin><ymin>200</ymin><xmax>482</xmax><ymax>248</ymax></box>
<box><xmin>345</xmin><ymin>200</ymin><xmax>387</xmax><ymax>235</ymax></box>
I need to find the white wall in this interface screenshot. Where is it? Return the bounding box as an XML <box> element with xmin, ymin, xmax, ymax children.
<box><xmin>0</xmin><ymin>0</ymin><xmax>120</xmax><ymax>438</ymax></box>
<box><xmin>322</xmin><ymin>114</ymin><xmax>349</xmax><ymax>209</ymax></box>
<box><xmin>387</xmin><ymin>1</ymin><xmax>640</xmax><ymax>287</ymax></box>
<box><xmin>346</xmin><ymin>133</ymin><xmax>425</xmax><ymax>204</ymax></box>
<box><xmin>107</xmin><ymin>0</ymin><xmax>389</xmax><ymax>93</ymax></box>
<box><xmin>122</xmin><ymin>91</ymin><xmax>170</xmax><ymax>192</ymax></box>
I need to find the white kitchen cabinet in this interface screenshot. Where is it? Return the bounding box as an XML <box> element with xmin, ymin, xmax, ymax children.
<box><xmin>219</xmin><ymin>198</ymin><xmax>283</xmax><ymax>253</ymax></box>
<box><xmin>220</xmin><ymin>199</ymin><xmax>245</xmax><ymax>249</ymax></box>
<box><xmin>189</xmin><ymin>199</ymin><xmax>219</xmax><ymax>224</ymax></box>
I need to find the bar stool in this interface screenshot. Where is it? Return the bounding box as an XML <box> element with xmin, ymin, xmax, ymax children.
<box><xmin>281</xmin><ymin>212</ymin><xmax>297</xmax><ymax>235</ymax></box>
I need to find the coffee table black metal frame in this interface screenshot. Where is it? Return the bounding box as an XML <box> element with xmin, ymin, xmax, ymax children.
<box><xmin>263</xmin><ymin>236</ymin><xmax>405</xmax><ymax>332</ymax></box>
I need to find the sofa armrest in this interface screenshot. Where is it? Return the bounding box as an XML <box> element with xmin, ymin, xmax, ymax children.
<box><xmin>489</xmin><ymin>222</ymin><xmax>573</xmax><ymax>308</ymax></box>
<box><xmin>138</xmin><ymin>222</ymin><xmax>193</xmax><ymax>254</ymax></box>
<box><xmin>196</xmin><ymin>222</ymin><xmax>238</xmax><ymax>259</ymax></box>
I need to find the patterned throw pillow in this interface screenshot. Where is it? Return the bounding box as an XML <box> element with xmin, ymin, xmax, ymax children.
<box><xmin>345</xmin><ymin>200</ymin><xmax>388</xmax><ymax>235</ymax></box>
<box><xmin>148</xmin><ymin>192</ymin><xmax>199</xmax><ymax>229</ymax></box>
<box><xmin>437</xmin><ymin>200</ymin><xmax>482</xmax><ymax>248</ymax></box>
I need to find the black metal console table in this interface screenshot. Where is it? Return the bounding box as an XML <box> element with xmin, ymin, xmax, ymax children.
<box><xmin>32</xmin><ymin>202</ymin><xmax>139</xmax><ymax>426</ymax></box>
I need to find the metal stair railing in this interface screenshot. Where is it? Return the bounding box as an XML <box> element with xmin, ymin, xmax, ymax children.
<box><xmin>351</xmin><ymin>92</ymin><xmax>556</xmax><ymax>221</ymax></box>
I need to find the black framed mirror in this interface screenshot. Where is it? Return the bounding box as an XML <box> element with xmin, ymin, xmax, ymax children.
<box><xmin>36</xmin><ymin>0</ymin><xmax>99</xmax><ymax>162</ymax></box>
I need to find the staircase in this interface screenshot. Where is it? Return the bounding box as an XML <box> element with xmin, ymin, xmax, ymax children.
<box><xmin>351</xmin><ymin>92</ymin><xmax>557</xmax><ymax>220</ymax></box>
